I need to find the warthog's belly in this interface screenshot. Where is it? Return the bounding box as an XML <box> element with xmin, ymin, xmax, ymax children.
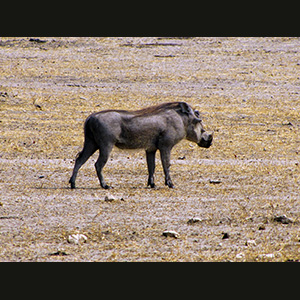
<box><xmin>115</xmin><ymin>137</ymin><xmax>157</xmax><ymax>150</ymax></box>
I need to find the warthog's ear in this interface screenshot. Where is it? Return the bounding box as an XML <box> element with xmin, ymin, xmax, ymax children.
<box><xmin>192</xmin><ymin>110</ymin><xmax>202</xmax><ymax>123</ymax></box>
<box><xmin>179</xmin><ymin>102</ymin><xmax>191</xmax><ymax>115</ymax></box>
<box><xmin>194</xmin><ymin>110</ymin><xmax>201</xmax><ymax>118</ymax></box>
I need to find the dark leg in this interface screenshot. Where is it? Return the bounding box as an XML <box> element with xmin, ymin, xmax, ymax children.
<box><xmin>95</xmin><ymin>144</ymin><xmax>113</xmax><ymax>189</ymax></box>
<box><xmin>159</xmin><ymin>148</ymin><xmax>174</xmax><ymax>188</ymax></box>
<box><xmin>69</xmin><ymin>138</ymin><xmax>98</xmax><ymax>189</ymax></box>
<box><xmin>146</xmin><ymin>150</ymin><xmax>157</xmax><ymax>188</ymax></box>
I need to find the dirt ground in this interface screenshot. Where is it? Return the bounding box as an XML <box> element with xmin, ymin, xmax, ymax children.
<box><xmin>0</xmin><ymin>37</ymin><xmax>299</xmax><ymax>261</ymax></box>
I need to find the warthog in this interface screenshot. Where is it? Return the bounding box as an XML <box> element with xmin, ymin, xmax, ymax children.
<box><xmin>69</xmin><ymin>102</ymin><xmax>213</xmax><ymax>189</ymax></box>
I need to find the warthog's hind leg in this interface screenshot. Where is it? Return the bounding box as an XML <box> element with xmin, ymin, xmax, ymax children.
<box><xmin>95</xmin><ymin>144</ymin><xmax>113</xmax><ymax>189</ymax></box>
<box><xmin>69</xmin><ymin>138</ymin><xmax>98</xmax><ymax>189</ymax></box>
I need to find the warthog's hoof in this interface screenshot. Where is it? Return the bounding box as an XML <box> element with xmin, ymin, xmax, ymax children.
<box><xmin>69</xmin><ymin>179</ymin><xmax>76</xmax><ymax>189</ymax></box>
<box><xmin>102</xmin><ymin>184</ymin><xmax>111</xmax><ymax>189</ymax></box>
<box><xmin>165</xmin><ymin>181</ymin><xmax>174</xmax><ymax>188</ymax></box>
<box><xmin>147</xmin><ymin>178</ymin><xmax>155</xmax><ymax>188</ymax></box>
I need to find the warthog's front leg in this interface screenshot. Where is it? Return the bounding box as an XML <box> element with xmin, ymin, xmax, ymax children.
<box><xmin>146</xmin><ymin>150</ymin><xmax>157</xmax><ymax>188</ymax></box>
<box><xmin>159</xmin><ymin>147</ymin><xmax>174</xmax><ymax>188</ymax></box>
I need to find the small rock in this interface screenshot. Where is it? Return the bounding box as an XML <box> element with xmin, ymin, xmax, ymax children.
<box><xmin>29</xmin><ymin>38</ymin><xmax>47</xmax><ymax>43</ymax></box>
<box><xmin>236</xmin><ymin>253</ymin><xmax>245</xmax><ymax>259</ymax></box>
<box><xmin>49</xmin><ymin>250</ymin><xmax>68</xmax><ymax>256</ymax></box>
<box><xmin>187</xmin><ymin>217</ymin><xmax>202</xmax><ymax>225</ymax></box>
<box><xmin>222</xmin><ymin>232</ymin><xmax>230</xmax><ymax>239</ymax></box>
<box><xmin>34</xmin><ymin>104</ymin><xmax>42</xmax><ymax>110</ymax></box>
<box><xmin>216</xmin><ymin>243</ymin><xmax>223</xmax><ymax>250</ymax></box>
<box><xmin>104</xmin><ymin>194</ymin><xmax>116</xmax><ymax>202</ymax></box>
<box><xmin>245</xmin><ymin>239</ymin><xmax>257</xmax><ymax>246</ymax></box>
<box><xmin>162</xmin><ymin>230</ymin><xmax>179</xmax><ymax>239</ymax></box>
<box><xmin>218</xmin><ymin>216</ymin><xmax>232</xmax><ymax>224</ymax></box>
<box><xmin>67</xmin><ymin>233</ymin><xmax>87</xmax><ymax>245</ymax></box>
<box><xmin>265</xmin><ymin>253</ymin><xmax>275</xmax><ymax>259</ymax></box>
<box><xmin>258</xmin><ymin>253</ymin><xmax>275</xmax><ymax>259</ymax></box>
<box><xmin>285</xmin><ymin>259</ymin><xmax>300</xmax><ymax>262</ymax></box>
<box><xmin>258</xmin><ymin>224</ymin><xmax>266</xmax><ymax>230</ymax></box>
<box><xmin>273</xmin><ymin>215</ymin><xmax>293</xmax><ymax>224</ymax></box>
<box><xmin>209</xmin><ymin>179</ymin><xmax>222</xmax><ymax>184</ymax></box>
<box><xmin>282</xmin><ymin>121</ymin><xmax>293</xmax><ymax>126</ymax></box>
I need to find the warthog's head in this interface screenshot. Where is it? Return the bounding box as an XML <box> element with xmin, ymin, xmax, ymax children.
<box><xmin>197</xmin><ymin>130</ymin><xmax>213</xmax><ymax>148</ymax></box>
<box><xmin>181</xmin><ymin>103</ymin><xmax>213</xmax><ymax>148</ymax></box>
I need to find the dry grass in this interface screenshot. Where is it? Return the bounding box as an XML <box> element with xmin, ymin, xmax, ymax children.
<box><xmin>0</xmin><ymin>37</ymin><xmax>299</xmax><ymax>261</ymax></box>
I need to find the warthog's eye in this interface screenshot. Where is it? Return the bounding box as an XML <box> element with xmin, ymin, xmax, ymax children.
<box><xmin>192</xmin><ymin>117</ymin><xmax>202</xmax><ymax>124</ymax></box>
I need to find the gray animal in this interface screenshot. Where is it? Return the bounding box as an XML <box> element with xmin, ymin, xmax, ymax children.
<box><xmin>69</xmin><ymin>102</ymin><xmax>213</xmax><ymax>189</ymax></box>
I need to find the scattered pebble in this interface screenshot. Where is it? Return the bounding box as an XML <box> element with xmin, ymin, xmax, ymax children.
<box><xmin>273</xmin><ymin>215</ymin><xmax>293</xmax><ymax>224</ymax></box>
<box><xmin>67</xmin><ymin>234</ymin><xmax>87</xmax><ymax>245</ymax></box>
<box><xmin>0</xmin><ymin>92</ymin><xmax>8</xmax><ymax>98</ymax></box>
<box><xmin>216</xmin><ymin>243</ymin><xmax>223</xmax><ymax>249</ymax></box>
<box><xmin>245</xmin><ymin>239</ymin><xmax>257</xmax><ymax>246</ymax></box>
<box><xmin>218</xmin><ymin>216</ymin><xmax>232</xmax><ymax>224</ymax></box>
<box><xmin>29</xmin><ymin>38</ymin><xmax>47</xmax><ymax>43</ymax></box>
<box><xmin>34</xmin><ymin>104</ymin><xmax>42</xmax><ymax>110</ymax></box>
<box><xmin>104</xmin><ymin>194</ymin><xmax>116</xmax><ymax>202</ymax></box>
<box><xmin>162</xmin><ymin>230</ymin><xmax>179</xmax><ymax>239</ymax></box>
<box><xmin>236</xmin><ymin>253</ymin><xmax>245</xmax><ymax>259</ymax></box>
<box><xmin>285</xmin><ymin>259</ymin><xmax>300</xmax><ymax>262</ymax></box>
<box><xmin>222</xmin><ymin>232</ymin><xmax>230</xmax><ymax>239</ymax></box>
<box><xmin>258</xmin><ymin>224</ymin><xmax>266</xmax><ymax>230</ymax></box>
<box><xmin>49</xmin><ymin>250</ymin><xmax>68</xmax><ymax>256</ymax></box>
<box><xmin>258</xmin><ymin>253</ymin><xmax>275</xmax><ymax>259</ymax></box>
<box><xmin>187</xmin><ymin>217</ymin><xmax>202</xmax><ymax>225</ymax></box>
<box><xmin>282</xmin><ymin>121</ymin><xmax>293</xmax><ymax>126</ymax></box>
<box><xmin>209</xmin><ymin>179</ymin><xmax>222</xmax><ymax>184</ymax></box>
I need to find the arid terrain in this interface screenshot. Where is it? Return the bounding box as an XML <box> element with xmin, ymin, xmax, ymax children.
<box><xmin>0</xmin><ymin>37</ymin><xmax>299</xmax><ymax>261</ymax></box>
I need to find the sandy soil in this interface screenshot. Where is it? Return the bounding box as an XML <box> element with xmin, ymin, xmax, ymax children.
<box><xmin>0</xmin><ymin>37</ymin><xmax>299</xmax><ymax>261</ymax></box>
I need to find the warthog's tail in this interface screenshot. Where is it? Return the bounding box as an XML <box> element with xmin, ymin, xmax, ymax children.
<box><xmin>75</xmin><ymin>116</ymin><xmax>95</xmax><ymax>158</ymax></box>
<box><xmin>83</xmin><ymin>115</ymin><xmax>95</xmax><ymax>141</ymax></box>
<box><xmin>69</xmin><ymin>116</ymin><xmax>98</xmax><ymax>188</ymax></box>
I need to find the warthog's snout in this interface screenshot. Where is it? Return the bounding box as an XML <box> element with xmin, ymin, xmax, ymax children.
<box><xmin>198</xmin><ymin>132</ymin><xmax>213</xmax><ymax>148</ymax></box>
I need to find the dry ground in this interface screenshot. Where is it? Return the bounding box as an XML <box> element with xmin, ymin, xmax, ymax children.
<box><xmin>0</xmin><ymin>37</ymin><xmax>299</xmax><ymax>261</ymax></box>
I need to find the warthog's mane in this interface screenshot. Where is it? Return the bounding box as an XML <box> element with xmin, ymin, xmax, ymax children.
<box><xmin>132</xmin><ymin>102</ymin><xmax>184</xmax><ymax>116</ymax></box>
<box><xmin>97</xmin><ymin>102</ymin><xmax>189</xmax><ymax>117</ymax></box>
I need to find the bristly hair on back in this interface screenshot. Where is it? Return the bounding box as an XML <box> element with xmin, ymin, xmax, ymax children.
<box><xmin>132</xmin><ymin>102</ymin><xmax>187</xmax><ymax>116</ymax></box>
<box><xmin>95</xmin><ymin>102</ymin><xmax>190</xmax><ymax>117</ymax></box>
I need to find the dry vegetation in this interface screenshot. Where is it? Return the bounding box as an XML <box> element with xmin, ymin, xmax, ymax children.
<box><xmin>0</xmin><ymin>37</ymin><xmax>299</xmax><ymax>261</ymax></box>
